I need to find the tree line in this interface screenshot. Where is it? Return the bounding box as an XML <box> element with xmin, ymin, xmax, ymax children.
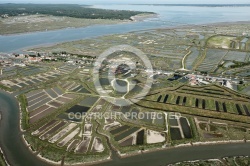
<box><xmin>0</xmin><ymin>4</ymin><xmax>153</xmax><ymax>20</ymax></box>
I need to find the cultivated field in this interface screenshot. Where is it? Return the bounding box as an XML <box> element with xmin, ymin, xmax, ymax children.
<box><xmin>197</xmin><ymin>49</ymin><xmax>228</xmax><ymax>72</ymax></box>
<box><xmin>25</xmin><ymin>86</ymin><xmax>77</xmax><ymax>124</ymax></box>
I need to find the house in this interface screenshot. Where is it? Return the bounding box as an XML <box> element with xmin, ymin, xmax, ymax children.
<box><xmin>28</xmin><ymin>57</ymin><xmax>41</xmax><ymax>63</ymax></box>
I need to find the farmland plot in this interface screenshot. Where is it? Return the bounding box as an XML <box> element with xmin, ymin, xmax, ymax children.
<box><xmin>49</xmin><ymin>123</ymin><xmax>77</xmax><ymax>143</ymax></box>
<box><xmin>223</xmin><ymin>51</ymin><xmax>247</xmax><ymax>62</ymax></box>
<box><xmin>91</xmin><ymin>137</ymin><xmax>105</xmax><ymax>153</ymax></box>
<box><xmin>69</xmin><ymin>85</ymin><xmax>90</xmax><ymax>94</ymax></box>
<box><xmin>179</xmin><ymin>117</ymin><xmax>192</xmax><ymax>139</ymax></box>
<box><xmin>0</xmin><ymin>80</ymin><xmax>15</xmax><ymax>88</ymax></box>
<box><xmin>185</xmin><ymin>47</ymin><xmax>200</xmax><ymax>70</ymax></box>
<box><xmin>31</xmin><ymin>79</ymin><xmax>41</xmax><ymax>84</ymax></box>
<box><xmin>75</xmin><ymin>136</ymin><xmax>91</xmax><ymax>153</ymax></box>
<box><xmin>56</xmin><ymin>97</ymin><xmax>71</xmax><ymax>103</ymax></box>
<box><xmin>121</xmin><ymin>106</ymin><xmax>131</xmax><ymax>114</ymax></box>
<box><xmin>28</xmin><ymin>97</ymin><xmax>51</xmax><ymax>111</ymax></box>
<box><xmin>62</xmin><ymin>93</ymin><xmax>77</xmax><ymax>99</ymax></box>
<box><xmin>146</xmin><ymin>130</ymin><xmax>165</xmax><ymax>144</ymax></box>
<box><xmin>26</xmin><ymin>90</ymin><xmax>43</xmax><ymax>98</ymax></box>
<box><xmin>84</xmin><ymin>124</ymin><xmax>92</xmax><ymax>134</ymax></box>
<box><xmin>119</xmin><ymin>137</ymin><xmax>134</xmax><ymax>147</ymax></box>
<box><xmin>39</xmin><ymin>121</ymin><xmax>67</xmax><ymax>140</ymax></box>
<box><xmin>26</xmin><ymin>91</ymin><xmax>45</xmax><ymax>101</ymax></box>
<box><xmin>45</xmin><ymin>88</ymin><xmax>58</xmax><ymax>98</ymax></box>
<box><xmin>52</xmin><ymin>87</ymin><xmax>64</xmax><ymax>95</ymax></box>
<box><xmin>197</xmin><ymin>49</ymin><xmax>228</xmax><ymax>72</ymax></box>
<box><xmin>110</xmin><ymin>125</ymin><xmax>130</xmax><ymax>135</ymax></box>
<box><xmin>169</xmin><ymin>59</ymin><xmax>182</xmax><ymax>69</ymax></box>
<box><xmin>66</xmin><ymin>105</ymin><xmax>90</xmax><ymax>114</ymax></box>
<box><xmin>153</xmin><ymin>113</ymin><xmax>165</xmax><ymax>126</ymax></box>
<box><xmin>26</xmin><ymin>87</ymin><xmax>77</xmax><ymax>123</ymax></box>
<box><xmin>28</xmin><ymin>94</ymin><xmax>48</xmax><ymax>106</ymax></box>
<box><xmin>60</xmin><ymin>81</ymin><xmax>75</xmax><ymax>90</ymax></box>
<box><xmin>136</xmin><ymin>130</ymin><xmax>144</xmax><ymax>145</ymax></box>
<box><xmin>170</xmin><ymin>128</ymin><xmax>182</xmax><ymax>140</ymax></box>
<box><xmin>57</xmin><ymin>127</ymin><xmax>80</xmax><ymax>147</ymax></box>
<box><xmin>58</xmin><ymin>64</ymin><xmax>77</xmax><ymax>74</ymax></box>
<box><xmin>29</xmin><ymin>105</ymin><xmax>50</xmax><ymax>117</ymax></box>
<box><xmin>114</xmin><ymin>127</ymin><xmax>141</xmax><ymax>142</ymax></box>
<box><xmin>79</xmin><ymin>96</ymin><xmax>99</xmax><ymax>107</ymax></box>
<box><xmin>2</xmin><ymin>70</ymin><xmax>62</xmax><ymax>91</ymax></box>
<box><xmin>25</xmin><ymin>80</ymin><xmax>35</xmax><ymax>86</ymax></box>
<box><xmin>140</xmin><ymin>112</ymin><xmax>154</xmax><ymax>124</ymax></box>
<box><xmin>57</xmin><ymin>113</ymin><xmax>82</xmax><ymax>122</ymax></box>
<box><xmin>29</xmin><ymin>107</ymin><xmax>56</xmax><ymax>124</ymax></box>
<box><xmin>207</xmin><ymin>35</ymin><xmax>235</xmax><ymax>49</ymax></box>
<box><xmin>32</xmin><ymin>120</ymin><xmax>58</xmax><ymax>136</ymax></box>
<box><xmin>48</xmin><ymin>101</ymin><xmax>63</xmax><ymax>108</ymax></box>
<box><xmin>17</xmin><ymin>66</ymin><xmax>46</xmax><ymax>76</ymax></box>
<box><xmin>67</xmin><ymin>139</ymin><xmax>80</xmax><ymax>152</ymax></box>
<box><xmin>169</xmin><ymin>119</ymin><xmax>178</xmax><ymax>126</ymax></box>
<box><xmin>1</xmin><ymin>66</ymin><xmax>17</xmax><ymax>77</ymax></box>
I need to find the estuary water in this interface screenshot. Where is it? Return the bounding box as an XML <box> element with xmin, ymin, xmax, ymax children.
<box><xmin>1</xmin><ymin>5</ymin><xmax>250</xmax><ymax>53</ymax></box>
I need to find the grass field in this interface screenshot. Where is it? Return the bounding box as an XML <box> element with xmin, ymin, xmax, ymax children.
<box><xmin>0</xmin><ymin>15</ymin><xmax>125</xmax><ymax>35</ymax></box>
<box><xmin>207</xmin><ymin>35</ymin><xmax>236</xmax><ymax>49</ymax></box>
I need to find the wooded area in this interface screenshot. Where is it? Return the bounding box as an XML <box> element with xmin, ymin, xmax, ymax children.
<box><xmin>0</xmin><ymin>4</ymin><xmax>153</xmax><ymax>20</ymax></box>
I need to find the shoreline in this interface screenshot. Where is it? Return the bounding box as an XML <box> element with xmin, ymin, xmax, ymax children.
<box><xmin>116</xmin><ymin>139</ymin><xmax>249</xmax><ymax>159</ymax></box>
<box><xmin>30</xmin><ymin>140</ymin><xmax>250</xmax><ymax>166</ymax></box>
<box><xmin>130</xmin><ymin>13</ymin><xmax>158</xmax><ymax>22</ymax></box>
<box><xmin>0</xmin><ymin>12</ymin><xmax>157</xmax><ymax>37</ymax></box>
<box><xmin>0</xmin><ymin>20</ymin><xmax>133</xmax><ymax>37</ymax></box>
<box><xmin>21</xmin><ymin>137</ymin><xmax>250</xmax><ymax>166</ymax></box>
<box><xmin>0</xmin><ymin>20</ymin><xmax>249</xmax><ymax>53</ymax></box>
<box><xmin>21</xmin><ymin>20</ymin><xmax>250</xmax><ymax>54</ymax></box>
<box><xmin>0</xmin><ymin>20</ymin><xmax>129</xmax><ymax>37</ymax></box>
<box><xmin>0</xmin><ymin>147</ymin><xmax>10</xmax><ymax>166</ymax></box>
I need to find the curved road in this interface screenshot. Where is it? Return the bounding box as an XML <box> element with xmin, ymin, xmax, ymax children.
<box><xmin>1</xmin><ymin>90</ymin><xmax>250</xmax><ymax>166</ymax></box>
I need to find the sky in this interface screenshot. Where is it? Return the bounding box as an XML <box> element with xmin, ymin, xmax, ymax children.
<box><xmin>0</xmin><ymin>0</ymin><xmax>250</xmax><ymax>5</ymax></box>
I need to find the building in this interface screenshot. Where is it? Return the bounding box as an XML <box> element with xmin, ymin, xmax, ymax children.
<box><xmin>28</xmin><ymin>57</ymin><xmax>41</xmax><ymax>63</ymax></box>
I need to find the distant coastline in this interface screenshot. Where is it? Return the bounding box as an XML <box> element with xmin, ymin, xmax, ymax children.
<box><xmin>131</xmin><ymin>4</ymin><xmax>250</xmax><ymax>7</ymax></box>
